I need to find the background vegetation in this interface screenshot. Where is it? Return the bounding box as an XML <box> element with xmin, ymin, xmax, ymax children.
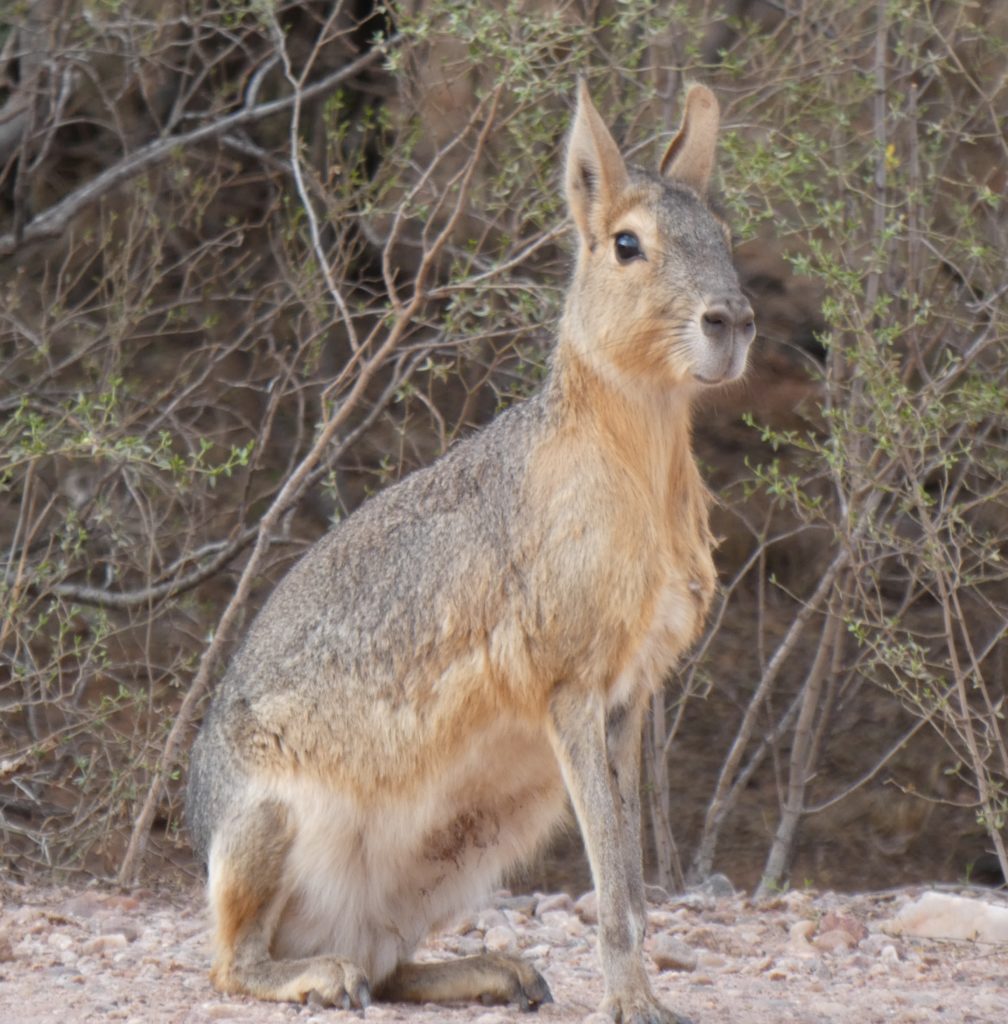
<box><xmin>1</xmin><ymin>0</ymin><xmax>1005</xmax><ymax>895</ymax></box>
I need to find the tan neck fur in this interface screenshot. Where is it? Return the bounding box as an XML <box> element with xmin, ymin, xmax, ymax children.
<box><xmin>551</xmin><ymin>331</ymin><xmax>706</xmax><ymax>535</ymax></box>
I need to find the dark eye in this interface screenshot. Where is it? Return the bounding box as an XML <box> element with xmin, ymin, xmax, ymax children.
<box><xmin>614</xmin><ymin>231</ymin><xmax>644</xmax><ymax>263</ymax></box>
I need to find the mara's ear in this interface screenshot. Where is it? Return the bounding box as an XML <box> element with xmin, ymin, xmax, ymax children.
<box><xmin>565</xmin><ymin>79</ymin><xmax>629</xmax><ymax>249</ymax></box>
<box><xmin>659</xmin><ymin>84</ymin><xmax>720</xmax><ymax>194</ymax></box>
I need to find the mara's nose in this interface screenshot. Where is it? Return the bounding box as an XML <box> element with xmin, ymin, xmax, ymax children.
<box><xmin>701</xmin><ymin>296</ymin><xmax>755</xmax><ymax>344</ymax></box>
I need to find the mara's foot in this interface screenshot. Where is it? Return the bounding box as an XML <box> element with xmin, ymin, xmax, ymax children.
<box><xmin>603</xmin><ymin>990</ymin><xmax>693</xmax><ymax>1024</ymax></box>
<box><xmin>213</xmin><ymin>954</ymin><xmax>371</xmax><ymax>1009</ymax></box>
<box><xmin>378</xmin><ymin>953</ymin><xmax>552</xmax><ymax>1012</ymax></box>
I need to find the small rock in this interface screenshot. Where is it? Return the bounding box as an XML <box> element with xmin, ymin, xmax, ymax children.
<box><xmin>814</xmin><ymin>928</ymin><xmax>857</xmax><ymax>954</ymax></box>
<box><xmin>880</xmin><ymin>943</ymin><xmax>900</xmax><ymax>963</ymax></box>
<box><xmin>60</xmin><ymin>893</ymin><xmax>140</xmax><ymax>919</ymax></box>
<box><xmin>647</xmin><ymin>909</ymin><xmax>683</xmax><ymax>929</ymax></box>
<box><xmin>785</xmin><ymin>919</ymin><xmax>817</xmax><ymax>955</ymax></box>
<box><xmin>698</xmin><ymin>874</ymin><xmax>736</xmax><ymax>898</ymax></box>
<box><xmin>81</xmin><ymin>933</ymin><xmax>129</xmax><ymax>955</ymax></box>
<box><xmin>102</xmin><ymin>918</ymin><xmax>141</xmax><ymax>942</ymax></box>
<box><xmin>781</xmin><ymin>890</ymin><xmax>814</xmax><ymax>913</ymax></box>
<box><xmin>199</xmin><ymin>1003</ymin><xmax>241</xmax><ymax>1020</ymax></box>
<box><xmin>453</xmin><ymin>935</ymin><xmax>485</xmax><ymax>956</ymax></box>
<box><xmin>858</xmin><ymin>933</ymin><xmax>891</xmax><ymax>955</ymax></box>
<box><xmin>496</xmin><ymin>894</ymin><xmax>537</xmax><ymax>916</ymax></box>
<box><xmin>476</xmin><ymin>908</ymin><xmax>508</xmax><ymax>932</ymax></box>
<box><xmin>696</xmin><ymin>950</ymin><xmax>726</xmax><ymax>970</ymax></box>
<box><xmin>483</xmin><ymin>924</ymin><xmax>517</xmax><ymax>954</ymax></box>
<box><xmin>536</xmin><ymin>893</ymin><xmax>573</xmax><ymax>916</ymax></box>
<box><xmin>503</xmin><ymin>907</ymin><xmax>530</xmax><ymax>928</ymax></box>
<box><xmin>574</xmin><ymin>890</ymin><xmax>598</xmax><ymax>925</ymax></box>
<box><xmin>539</xmin><ymin>910</ymin><xmax>572</xmax><ymax>930</ymax></box>
<box><xmin>820</xmin><ymin>911</ymin><xmax>867</xmax><ymax>944</ymax></box>
<box><xmin>48</xmin><ymin>932</ymin><xmax>74</xmax><ymax>952</ymax></box>
<box><xmin>0</xmin><ymin>935</ymin><xmax>15</xmax><ymax>962</ymax></box>
<box><xmin>534</xmin><ymin>927</ymin><xmax>568</xmax><ymax>948</ymax></box>
<box><xmin>449</xmin><ymin>912</ymin><xmax>477</xmax><ymax>935</ymax></box>
<box><xmin>651</xmin><ymin>934</ymin><xmax>697</xmax><ymax>972</ymax></box>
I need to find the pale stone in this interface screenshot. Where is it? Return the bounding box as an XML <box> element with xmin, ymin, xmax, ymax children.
<box><xmin>476</xmin><ymin>908</ymin><xmax>508</xmax><ymax>932</ymax></box>
<box><xmin>574</xmin><ymin>890</ymin><xmax>598</xmax><ymax>925</ymax></box>
<box><xmin>82</xmin><ymin>933</ymin><xmax>129</xmax><ymax>955</ymax></box>
<box><xmin>651</xmin><ymin>934</ymin><xmax>697</xmax><ymax>972</ymax></box>
<box><xmin>813</xmin><ymin>928</ymin><xmax>857</xmax><ymax>953</ymax></box>
<box><xmin>819</xmin><ymin>911</ymin><xmax>867</xmax><ymax>943</ymax></box>
<box><xmin>198</xmin><ymin>1004</ymin><xmax>241</xmax><ymax>1020</ymax></box>
<box><xmin>483</xmin><ymin>924</ymin><xmax>517</xmax><ymax>954</ymax></box>
<box><xmin>448</xmin><ymin>912</ymin><xmax>477</xmax><ymax>935</ymax></box>
<box><xmin>881</xmin><ymin>892</ymin><xmax>1008</xmax><ymax>942</ymax></box>
<box><xmin>535</xmin><ymin>893</ymin><xmax>573</xmax><ymax>916</ymax></box>
<box><xmin>699</xmin><ymin>873</ymin><xmax>736</xmax><ymax>898</ymax></box>
<box><xmin>696</xmin><ymin>950</ymin><xmax>726</xmax><ymax>970</ymax></box>
<box><xmin>785</xmin><ymin>918</ymin><xmax>818</xmax><ymax>956</ymax></box>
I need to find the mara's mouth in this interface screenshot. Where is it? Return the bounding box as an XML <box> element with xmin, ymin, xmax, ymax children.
<box><xmin>691</xmin><ymin>360</ymin><xmax>746</xmax><ymax>387</ymax></box>
<box><xmin>691</xmin><ymin>371</ymin><xmax>732</xmax><ymax>386</ymax></box>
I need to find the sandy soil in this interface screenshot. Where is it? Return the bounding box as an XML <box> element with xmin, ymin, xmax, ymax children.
<box><xmin>1</xmin><ymin>880</ymin><xmax>1006</xmax><ymax>1024</ymax></box>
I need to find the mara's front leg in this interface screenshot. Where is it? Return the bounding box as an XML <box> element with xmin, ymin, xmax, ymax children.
<box><xmin>606</xmin><ymin>698</ymin><xmax>648</xmax><ymax>941</ymax></box>
<box><xmin>548</xmin><ymin>688</ymin><xmax>691</xmax><ymax>1024</ymax></box>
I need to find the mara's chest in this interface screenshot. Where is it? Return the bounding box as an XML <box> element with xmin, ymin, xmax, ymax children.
<box><xmin>605</xmin><ymin>550</ymin><xmax>716</xmax><ymax>710</ymax></box>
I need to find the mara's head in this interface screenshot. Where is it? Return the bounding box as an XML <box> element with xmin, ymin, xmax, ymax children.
<box><xmin>564</xmin><ymin>81</ymin><xmax>755</xmax><ymax>390</ymax></box>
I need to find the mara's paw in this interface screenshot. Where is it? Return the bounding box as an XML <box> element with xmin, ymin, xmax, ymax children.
<box><xmin>276</xmin><ymin>957</ymin><xmax>372</xmax><ymax>1010</ymax></box>
<box><xmin>602</xmin><ymin>990</ymin><xmax>693</xmax><ymax>1024</ymax></box>
<box><xmin>484</xmin><ymin>954</ymin><xmax>553</xmax><ymax>1013</ymax></box>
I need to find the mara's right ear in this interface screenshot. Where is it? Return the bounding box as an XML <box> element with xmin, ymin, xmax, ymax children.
<box><xmin>565</xmin><ymin>79</ymin><xmax>629</xmax><ymax>251</ymax></box>
<box><xmin>659</xmin><ymin>84</ymin><xmax>720</xmax><ymax>194</ymax></box>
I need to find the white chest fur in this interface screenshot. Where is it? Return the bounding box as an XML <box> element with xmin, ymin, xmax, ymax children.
<box><xmin>606</xmin><ymin>571</ymin><xmax>707</xmax><ymax>710</ymax></box>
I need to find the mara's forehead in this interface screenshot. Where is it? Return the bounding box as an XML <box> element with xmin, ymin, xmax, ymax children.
<box><xmin>612</xmin><ymin>170</ymin><xmax>727</xmax><ymax>238</ymax></box>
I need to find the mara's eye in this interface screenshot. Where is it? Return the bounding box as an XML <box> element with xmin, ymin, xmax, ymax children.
<box><xmin>614</xmin><ymin>231</ymin><xmax>644</xmax><ymax>264</ymax></box>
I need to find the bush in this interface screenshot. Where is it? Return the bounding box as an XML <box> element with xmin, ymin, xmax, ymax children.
<box><xmin>1</xmin><ymin>0</ymin><xmax>1004</xmax><ymax>890</ymax></box>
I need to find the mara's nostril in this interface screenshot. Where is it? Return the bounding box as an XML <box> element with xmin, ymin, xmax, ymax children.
<box><xmin>702</xmin><ymin>302</ymin><xmax>756</xmax><ymax>341</ymax></box>
<box><xmin>701</xmin><ymin>307</ymin><xmax>731</xmax><ymax>339</ymax></box>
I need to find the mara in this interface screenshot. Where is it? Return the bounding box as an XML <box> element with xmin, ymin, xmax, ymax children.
<box><xmin>187</xmin><ymin>79</ymin><xmax>755</xmax><ymax>1024</ymax></box>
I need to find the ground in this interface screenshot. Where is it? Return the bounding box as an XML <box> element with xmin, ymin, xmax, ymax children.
<box><xmin>1</xmin><ymin>881</ymin><xmax>1005</xmax><ymax>1024</ymax></box>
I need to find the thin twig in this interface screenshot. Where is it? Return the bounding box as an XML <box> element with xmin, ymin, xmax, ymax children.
<box><xmin>0</xmin><ymin>39</ymin><xmax>399</xmax><ymax>257</ymax></box>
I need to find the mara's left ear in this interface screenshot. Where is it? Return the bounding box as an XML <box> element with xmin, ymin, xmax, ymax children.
<box><xmin>659</xmin><ymin>84</ymin><xmax>720</xmax><ymax>194</ymax></box>
<box><xmin>565</xmin><ymin>79</ymin><xmax>629</xmax><ymax>250</ymax></box>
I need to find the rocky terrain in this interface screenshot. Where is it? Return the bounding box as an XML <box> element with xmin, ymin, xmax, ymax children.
<box><xmin>2</xmin><ymin>880</ymin><xmax>1006</xmax><ymax>1024</ymax></box>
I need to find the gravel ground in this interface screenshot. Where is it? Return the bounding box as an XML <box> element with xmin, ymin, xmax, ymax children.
<box><xmin>1</xmin><ymin>881</ymin><xmax>1006</xmax><ymax>1024</ymax></box>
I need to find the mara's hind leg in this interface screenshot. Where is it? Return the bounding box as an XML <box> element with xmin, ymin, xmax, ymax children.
<box><xmin>377</xmin><ymin>954</ymin><xmax>552</xmax><ymax>1012</ymax></box>
<box><xmin>208</xmin><ymin>799</ymin><xmax>370</xmax><ymax>1008</ymax></box>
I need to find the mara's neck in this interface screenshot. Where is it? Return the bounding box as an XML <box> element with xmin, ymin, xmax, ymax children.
<box><xmin>546</xmin><ymin>338</ymin><xmax>699</xmax><ymax>505</ymax></box>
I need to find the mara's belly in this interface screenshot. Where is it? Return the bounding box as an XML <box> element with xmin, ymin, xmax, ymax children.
<box><xmin>269</xmin><ymin>717</ymin><xmax>566</xmax><ymax>978</ymax></box>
